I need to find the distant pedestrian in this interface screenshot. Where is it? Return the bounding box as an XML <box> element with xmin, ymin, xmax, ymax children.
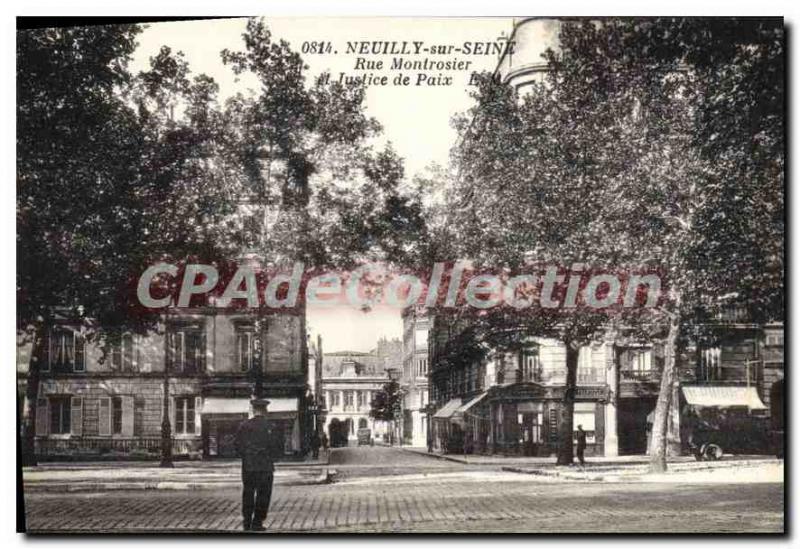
<box><xmin>311</xmin><ymin>430</ymin><xmax>321</xmax><ymax>460</ymax></box>
<box><xmin>576</xmin><ymin>425</ymin><xmax>587</xmax><ymax>466</ymax></box>
<box><xmin>235</xmin><ymin>398</ymin><xmax>279</xmax><ymax>532</ymax></box>
<box><xmin>321</xmin><ymin>431</ymin><xmax>330</xmax><ymax>459</ymax></box>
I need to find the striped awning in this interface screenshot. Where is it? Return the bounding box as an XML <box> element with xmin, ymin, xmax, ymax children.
<box><xmin>682</xmin><ymin>385</ymin><xmax>767</xmax><ymax>410</ymax></box>
<box><xmin>433</xmin><ymin>399</ymin><xmax>463</xmax><ymax>419</ymax></box>
<box><xmin>455</xmin><ymin>392</ymin><xmax>489</xmax><ymax>417</ymax></box>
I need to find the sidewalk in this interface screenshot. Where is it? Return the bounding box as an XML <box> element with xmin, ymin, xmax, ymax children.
<box><xmin>399</xmin><ymin>445</ymin><xmax>783</xmax><ymax>481</ymax></box>
<box><xmin>22</xmin><ymin>456</ymin><xmax>332</xmax><ymax>493</ymax></box>
<box><xmin>502</xmin><ymin>458</ymin><xmax>784</xmax><ymax>483</ymax></box>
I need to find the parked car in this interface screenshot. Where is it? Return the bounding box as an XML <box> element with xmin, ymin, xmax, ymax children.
<box><xmin>684</xmin><ymin>406</ymin><xmax>771</xmax><ymax>460</ymax></box>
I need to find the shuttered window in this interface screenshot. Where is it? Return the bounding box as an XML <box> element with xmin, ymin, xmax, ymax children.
<box><xmin>49</xmin><ymin>328</ymin><xmax>85</xmax><ymax>372</ymax></box>
<box><xmin>112</xmin><ymin>397</ymin><xmax>123</xmax><ymax>434</ymax></box>
<box><xmin>111</xmin><ymin>334</ymin><xmax>136</xmax><ymax>372</ymax></box>
<box><xmin>235</xmin><ymin>326</ymin><xmax>256</xmax><ymax>372</ymax></box>
<box><xmin>133</xmin><ymin>397</ymin><xmax>145</xmax><ymax>437</ymax></box>
<box><xmin>49</xmin><ymin>396</ymin><xmax>71</xmax><ymax>434</ymax></box>
<box><xmin>167</xmin><ymin>325</ymin><xmax>206</xmax><ymax>373</ymax></box>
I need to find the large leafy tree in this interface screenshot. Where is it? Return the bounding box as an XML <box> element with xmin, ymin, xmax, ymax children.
<box><xmin>446</xmin><ymin>18</ymin><xmax>783</xmax><ymax>470</ymax></box>
<box><xmin>219</xmin><ymin>19</ymin><xmax>425</xmax><ymax>270</ymax></box>
<box><xmin>17</xmin><ymin>25</ymin><xmax>237</xmax><ymax>465</ymax></box>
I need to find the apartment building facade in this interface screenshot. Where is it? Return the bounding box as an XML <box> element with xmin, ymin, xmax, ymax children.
<box><xmin>18</xmin><ymin>308</ymin><xmax>312</xmax><ymax>461</ymax></box>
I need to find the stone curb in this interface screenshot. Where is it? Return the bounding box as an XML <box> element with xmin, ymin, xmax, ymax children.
<box><xmin>395</xmin><ymin>446</ymin><xmax>473</xmax><ymax>464</ymax></box>
<box><xmin>24</xmin><ymin>469</ymin><xmax>334</xmax><ymax>493</ymax></box>
<box><xmin>502</xmin><ymin>459</ymin><xmax>782</xmax><ymax>482</ymax></box>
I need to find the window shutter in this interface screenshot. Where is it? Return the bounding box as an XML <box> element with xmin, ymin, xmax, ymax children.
<box><xmin>35</xmin><ymin>398</ymin><xmax>48</xmax><ymax>436</ymax></box>
<box><xmin>74</xmin><ymin>333</ymin><xmax>85</xmax><ymax>372</ymax></box>
<box><xmin>194</xmin><ymin>397</ymin><xmax>202</xmax><ymax>435</ymax></box>
<box><xmin>165</xmin><ymin>332</ymin><xmax>173</xmax><ymax>372</ymax></box>
<box><xmin>121</xmin><ymin>396</ymin><xmax>135</xmax><ymax>437</ymax></box>
<box><xmin>169</xmin><ymin>397</ymin><xmax>176</xmax><ymax>433</ymax></box>
<box><xmin>71</xmin><ymin>397</ymin><xmax>83</xmax><ymax>436</ymax></box>
<box><xmin>98</xmin><ymin>398</ymin><xmax>111</xmax><ymax>436</ymax></box>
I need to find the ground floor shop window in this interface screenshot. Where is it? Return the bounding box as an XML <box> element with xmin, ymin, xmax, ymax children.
<box><xmin>573</xmin><ymin>403</ymin><xmax>596</xmax><ymax>444</ymax></box>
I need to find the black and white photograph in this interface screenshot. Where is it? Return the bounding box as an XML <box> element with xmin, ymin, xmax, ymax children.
<box><xmin>13</xmin><ymin>12</ymin><xmax>785</xmax><ymax>535</ymax></box>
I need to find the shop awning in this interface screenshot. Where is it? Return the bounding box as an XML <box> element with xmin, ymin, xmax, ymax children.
<box><xmin>454</xmin><ymin>392</ymin><xmax>489</xmax><ymax>418</ymax></box>
<box><xmin>203</xmin><ymin>397</ymin><xmax>249</xmax><ymax>414</ymax></box>
<box><xmin>682</xmin><ymin>385</ymin><xmax>767</xmax><ymax>410</ymax></box>
<box><xmin>203</xmin><ymin>397</ymin><xmax>298</xmax><ymax>415</ymax></box>
<box><xmin>433</xmin><ymin>399</ymin><xmax>463</xmax><ymax>419</ymax></box>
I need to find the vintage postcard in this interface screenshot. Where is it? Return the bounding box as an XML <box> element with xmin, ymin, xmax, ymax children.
<box><xmin>16</xmin><ymin>16</ymin><xmax>784</xmax><ymax>534</ymax></box>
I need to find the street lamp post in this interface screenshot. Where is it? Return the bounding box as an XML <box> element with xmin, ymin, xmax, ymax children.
<box><xmin>423</xmin><ymin>403</ymin><xmax>437</xmax><ymax>453</ymax></box>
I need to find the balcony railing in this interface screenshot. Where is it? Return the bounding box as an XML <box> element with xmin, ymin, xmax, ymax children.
<box><xmin>620</xmin><ymin>369</ymin><xmax>660</xmax><ymax>382</ymax></box>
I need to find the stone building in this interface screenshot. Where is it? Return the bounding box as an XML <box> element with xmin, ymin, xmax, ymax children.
<box><xmin>425</xmin><ymin>17</ymin><xmax>784</xmax><ymax>458</ymax></box>
<box><xmin>320</xmin><ymin>337</ymin><xmax>403</xmax><ymax>445</ymax></box>
<box><xmin>428</xmin><ymin>311</ymin><xmax>783</xmax><ymax>457</ymax></box>
<box><xmin>18</xmin><ymin>308</ymin><xmax>312</xmax><ymax>461</ymax></box>
<box><xmin>401</xmin><ymin>307</ymin><xmax>431</xmax><ymax>447</ymax></box>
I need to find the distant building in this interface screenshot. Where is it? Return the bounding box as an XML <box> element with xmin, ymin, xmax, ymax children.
<box><xmin>320</xmin><ymin>337</ymin><xmax>403</xmax><ymax>445</ymax></box>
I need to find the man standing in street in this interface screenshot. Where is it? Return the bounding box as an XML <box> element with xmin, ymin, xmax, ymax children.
<box><xmin>576</xmin><ymin>424</ymin><xmax>587</xmax><ymax>467</ymax></box>
<box><xmin>235</xmin><ymin>398</ymin><xmax>278</xmax><ymax>532</ymax></box>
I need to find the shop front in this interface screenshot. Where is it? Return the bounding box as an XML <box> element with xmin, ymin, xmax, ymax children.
<box><xmin>201</xmin><ymin>396</ymin><xmax>300</xmax><ymax>458</ymax></box>
<box><xmin>487</xmin><ymin>383</ymin><xmax>608</xmax><ymax>457</ymax></box>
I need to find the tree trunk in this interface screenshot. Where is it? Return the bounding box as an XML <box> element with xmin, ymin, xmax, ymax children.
<box><xmin>648</xmin><ymin>311</ymin><xmax>681</xmax><ymax>473</ymax></box>
<box><xmin>21</xmin><ymin>324</ymin><xmax>45</xmax><ymax>467</ymax></box>
<box><xmin>160</xmin><ymin>370</ymin><xmax>173</xmax><ymax>467</ymax></box>
<box><xmin>556</xmin><ymin>342</ymin><xmax>579</xmax><ymax>465</ymax></box>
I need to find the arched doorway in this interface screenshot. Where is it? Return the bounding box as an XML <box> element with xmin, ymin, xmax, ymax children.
<box><xmin>358</xmin><ymin>418</ymin><xmax>368</xmax><ymax>429</ymax></box>
<box><xmin>328</xmin><ymin>418</ymin><xmax>343</xmax><ymax>448</ymax></box>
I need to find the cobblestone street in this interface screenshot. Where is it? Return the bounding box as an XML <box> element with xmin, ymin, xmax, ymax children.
<box><xmin>22</xmin><ymin>447</ymin><xmax>784</xmax><ymax>534</ymax></box>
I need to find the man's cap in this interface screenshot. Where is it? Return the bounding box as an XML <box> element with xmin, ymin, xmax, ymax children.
<box><xmin>251</xmin><ymin>398</ymin><xmax>271</xmax><ymax>407</ymax></box>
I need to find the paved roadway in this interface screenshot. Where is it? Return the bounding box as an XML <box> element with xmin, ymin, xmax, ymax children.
<box><xmin>23</xmin><ymin>446</ymin><xmax>784</xmax><ymax>534</ymax></box>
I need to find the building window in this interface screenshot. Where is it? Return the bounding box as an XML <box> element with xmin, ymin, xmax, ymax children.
<box><xmin>521</xmin><ymin>347</ymin><xmax>541</xmax><ymax>382</ymax></box>
<box><xmin>415</xmin><ymin>329</ymin><xmax>428</xmax><ymax>350</ymax></box>
<box><xmin>111</xmin><ymin>333</ymin><xmax>135</xmax><ymax>372</ymax></box>
<box><xmin>47</xmin><ymin>328</ymin><xmax>85</xmax><ymax>372</ymax></box>
<box><xmin>175</xmin><ymin>397</ymin><xmax>196</xmax><ymax>435</ymax></box>
<box><xmin>356</xmin><ymin>391</ymin><xmax>364</xmax><ymax>410</ymax></box>
<box><xmin>344</xmin><ymin>391</ymin><xmax>354</xmax><ymax>411</ymax></box>
<box><xmin>331</xmin><ymin>392</ymin><xmax>340</xmax><ymax>409</ymax></box>
<box><xmin>49</xmin><ymin>396</ymin><xmax>71</xmax><ymax>434</ymax></box>
<box><xmin>167</xmin><ymin>324</ymin><xmax>206</xmax><ymax>373</ymax></box>
<box><xmin>620</xmin><ymin>347</ymin><xmax>654</xmax><ymax>380</ymax></box>
<box><xmin>699</xmin><ymin>347</ymin><xmax>722</xmax><ymax>381</ymax></box>
<box><xmin>577</xmin><ymin>347</ymin><xmax>604</xmax><ymax>383</ymax></box>
<box><xmin>765</xmin><ymin>332</ymin><xmax>784</xmax><ymax>347</ymax></box>
<box><xmin>112</xmin><ymin>397</ymin><xmax>123</xmax><ymax>435</ymax></box>
<box><xmin>235</xmin><ymin>325</ymin><xmax>256</xmax><ymax>372</ymax></box>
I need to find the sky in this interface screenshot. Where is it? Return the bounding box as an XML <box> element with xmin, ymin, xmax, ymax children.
<box><xmin>129</xmin><ymin>17</ymin><xmax>512</xmax><ymax>351</ymax></box>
